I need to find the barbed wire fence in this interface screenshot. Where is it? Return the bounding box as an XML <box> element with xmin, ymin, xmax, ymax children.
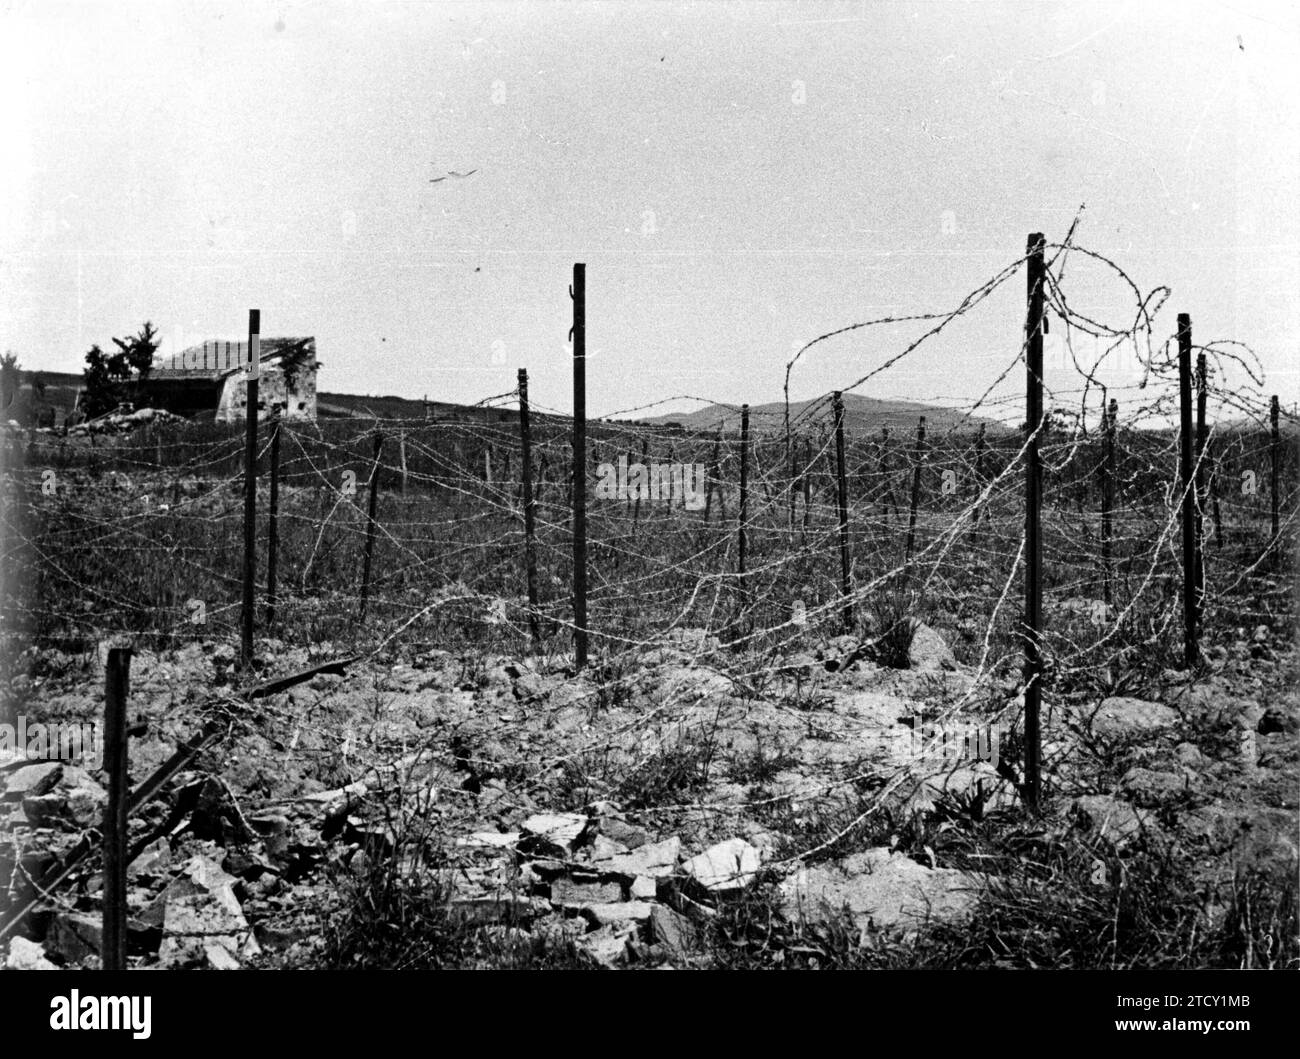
<box><xmin>1</xmin><ymin>233</ymin><xmax>1297</xmax><ymax>875</ymax></box>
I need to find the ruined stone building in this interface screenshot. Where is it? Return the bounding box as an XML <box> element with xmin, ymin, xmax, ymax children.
<box><xmin>139</xmin><ymin>337</ymin><xmax>319</xmax><ymax>422</ymax></box>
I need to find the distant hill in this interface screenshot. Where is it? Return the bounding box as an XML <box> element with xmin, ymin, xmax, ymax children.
<box><xmin>637</xmin><ymin>392</ymin><xmax>1012</xmax><ymax>437</ymax></box>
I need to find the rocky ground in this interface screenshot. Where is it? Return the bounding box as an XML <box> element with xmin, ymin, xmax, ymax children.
<box><xmin>2</xmin><ymin>617</ymin><xmax>1296</xmax><ymax>969</ymax></box>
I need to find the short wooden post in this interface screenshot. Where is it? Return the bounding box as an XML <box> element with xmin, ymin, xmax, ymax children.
<box><xmin>102</xmin><ymin>647</ymin><xmax>131</xmax><ymax>971</ymax></box>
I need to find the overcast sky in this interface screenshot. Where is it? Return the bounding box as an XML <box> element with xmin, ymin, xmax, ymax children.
<box><xmin>3</xmin><ymin>0</ymin><xmax>1297</xmax><ymax>424</ymax></box>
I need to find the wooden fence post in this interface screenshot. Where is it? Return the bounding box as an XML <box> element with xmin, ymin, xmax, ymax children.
<box><xmin>518</xmin><ymin>368</ymin><xmax>541</xmax><ymax>648</ymax></box>
<box><xmin>833</xmin><ymin>392</ymin><xmax>853</xmax><ymax>632</ymax></box>
<box><xmin>904</xmin><ymin>415</ymin><xmax>927</xmax><ymax>565</ymax></box>
<box><xmin>572</xmin><ymin>263</ymin><xmax>588</xmax><ymax>669</ymax></box>
<box><xmin>1102</xmin><ymin>397</ymin><xmax>1116</xmax><ymax>606</ymax></box>
<box><xmin>738</xmin><ymin>404</ymin><xmax>750</xmax><ymax>624</ymax></box>
<box><xmin>1023</xmin><ymin>233</ymin><xmax>1046</xmax><ymax>812</ymax></box>
<box><xmin>1271</xmin><ymin>394</ymin><xmax>1281</xmax><ymax>556</ymax></box>
<box><xmin>1177</xmin><ymin>313</ymin><xmax>1198</xmax><ymax>668</ymax></box>
<box><xmin>241</xmin><ymin>309</ymin><xmax>260</xmax><ymax>668</ymax></box>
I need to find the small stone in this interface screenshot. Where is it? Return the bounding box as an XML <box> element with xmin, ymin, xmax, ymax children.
<box><xmin>681</xmin><ymin>838</ymin><xmax>760</xmax><ymax>892</ymax></box>
<box><xmin>1175</xmin><ymin>742</ymin><xmax>1206</xmax><ymax>767</ymax></box>
<box><xmin>630</xmin><ymin>875</ymin><xmax>657</xmax><ymax>900</ymax></box>
<box><xmin>579</xmin><ymin>901</ymin><xmax>654</xmax><ymax>927</ymax></box>
<box><xmin>457</xmin><ymin>831</ymin><xmax>521</xmax><ymax>850</ymax></box>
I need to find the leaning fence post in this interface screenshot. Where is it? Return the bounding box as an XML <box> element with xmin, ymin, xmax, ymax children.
<box><xmin>1023</xmin><ymin>232</ymin><xmax>1046</xmax><ymax>813</ymax></box>
<box><xmin>241</xmin><ymin>309</ymin><xmax>260</xmax><ymax>668</ymax></box>
<box><xmin>358</xmin><ymin>431</ymin><xmax>384</xmax><ymax>621</ymax></box>
<box><xmin>1177</xmin><ymin>313</ymin><xmax>1198</xmax><ymax>668</ymax></box>
<box><xmin>102</xmin><ymin>646</ymin><xmax>131</xmax><ymax>972</ymax></box>
<box><xmin>904</xmin><ymin>415</ymin><xmax>927</xmax><ymax>565</ymax></box>
<box><xmin>833</xmin><ymin>392</ymin><xmax>853</xmax><ymax>632</ymax></box>
<box><xmin>266</xmin><ymin>412</ymin><xmax>281</xmax><ymax>629</ymax></box>
<box><xmin>571</xmin><ymin>263</ymin><xmax>588</xmax><ymax>669</ymax></box>
<box><xmin>517</xmin><ymin>368</ymin><xmax>541</xmax><ymax>648</ymax></box>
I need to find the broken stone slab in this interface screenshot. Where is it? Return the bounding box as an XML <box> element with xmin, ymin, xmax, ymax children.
<box><xmin>578</xmin><ymin>901</ymin><xmax>655</xmax><ymax>928</ymax></box>
<box><xmin>591</xmin><ymin>836</ymin><xmax>681</xmax><ymax>880</ymax></box>
<box><xmin>447</xmin><ymin>893</ymin><xmax>549</xmax><ymax>927</ymax></box>
<box><xmin>520</xmin><ymin>812</ymin><xmax>589</xmax><ymax>855</ymax></box>
<box><xmin>128</xmin><ymin>837</ymin><xmax>171</xmax><ymax>880</ymax></box>
<box><xmin>456</xmin><ymin>831</ymin><xmax>522</xmax><ymax>850</ymax></box>
<box><xmin>598</xmin><ymin>816</ymin><xmax>650</xmax><ymax>850</ymax></box>
<box><xmin>1072</xmin><ymin>794</ymin><xmax>1153</xmax><ymax>846</ymax></box>
<box><xmin>550</xmin><ymin>876</ymin><xmax>623</xmax><ymax>906</ymax></box>
<box><xmin>155</xmin><ymin>855</ymin><xmax>260</xmax><ymax>969</ymax></box>
<box><xmin>680</xmin><ymin>838</ymin><xmax>760</xmax><ymax>893</ymax></box>
<box><xmin>780</xmin><ymin>848</ymin><xmax>979</xmax><ymax>936</ymax></box>
<box><xmin>649</xmin><ymin>904</ymin><xmax>698</xmax><ymax>958</ymax></box>
<box><xmin>1087</xmin><ymin>697</ymin><xmax>1179</xmax><ymax>740</ymax></box>
<box><xmin>6</xmin><ymin>936</ymin><xmax>58</xmax><ymax>970</ymax></box>
<box><xmin>46</xmin><ymin>911</ymin><xmax>103</xmax><ymax>965</ymax></box>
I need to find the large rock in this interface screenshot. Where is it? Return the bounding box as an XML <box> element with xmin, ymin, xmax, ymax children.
<box><xmin>1072</xmin><ymin>794</ymin><xmax>1152</xmax><ymax>846</ymax></box>
<box><xmin>649</xmin><ymin>904</ymin><xmax>698</xmax><ymax>958</ymax></box>
<box><xmin>6</xmin><ymin>937</ymin><xmax>58</xmax><ymax>970</ymax></box>
<box><xmin>908</xmin><ymin>624</ymin><xmax>959</xmax><ymax>671</ymax></box>
<box><xmin>22</xmin><ymin>767</ymin><xmax>106</xmax><ymax>830</ymax></box>
<box><xmin>780</xmin><ymin>848</ymin><xmax>978</xmax><ymax>935</ymax></box>
<box><xmin>1087</xmin><ymin>697</ymin><xmax>1179</xmax><ymax>740</ymax></box>
<box><xmin>681</xmin><ymin>838</ymin><xmax>760</xmax><ymax>893</ymax></box>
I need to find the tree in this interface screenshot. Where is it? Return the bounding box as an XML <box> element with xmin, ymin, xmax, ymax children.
<box><xmin>0</xmin><ymin>352</ymin><xmax>20</xmax><ymax>415</ymax></box>
<box><xmin>82</xmin><ymin>321</ymin><xmax>160</xmax><ymax>417</ymax></box>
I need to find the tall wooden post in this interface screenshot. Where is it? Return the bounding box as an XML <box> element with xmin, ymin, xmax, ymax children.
<box><xmin>833</xmin><ymin>392</ymin><xmax>853</xmax><ymax>632</ymax></box>
<box><xmin>1023</xmin><ymin>233</ymin><xmax>1046</xmax><ymax>812</ymax></box>
<box><xmin>1271</xmin><ymin>394</ymin><xmax>1281</xmax><ymax>554</ymax></box>
<box><xmin>1177</xmin><ymin>313</ymin><xmax>1198</xmax><ymax>668</ymax></box>
<box><xmin>738</xmin><ymin>405</ymin><xmax>750</xmax><ymax>621</ymax></box>
<box><xmin>102</xmin><ymin>647</ymin><xmax>131</xmax><ymax>971</ymax></box>
<box><xmin>572</xmin><ymin>264</ymin><xmax>588</xmax><ymax>670</ymax></box>
<box><xmin>1195</xmin><ymin>353</ymin><xmax>1208</xmax><ymax>627</ymax></box>
<box><xmin>518</xmin><ymin>368</ymin><xmax>541</xmax><ymax>647</ymax></box>
<box><xmin>241</xmin><ymin>309</ymin><xmax>260</xmax><ymax>668</ymax></box>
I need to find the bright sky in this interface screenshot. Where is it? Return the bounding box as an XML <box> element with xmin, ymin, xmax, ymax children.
<box><xmin>3</xmin><ymin>0</ymin><xmax>1297</xmax><ymax>424</ymax></box>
